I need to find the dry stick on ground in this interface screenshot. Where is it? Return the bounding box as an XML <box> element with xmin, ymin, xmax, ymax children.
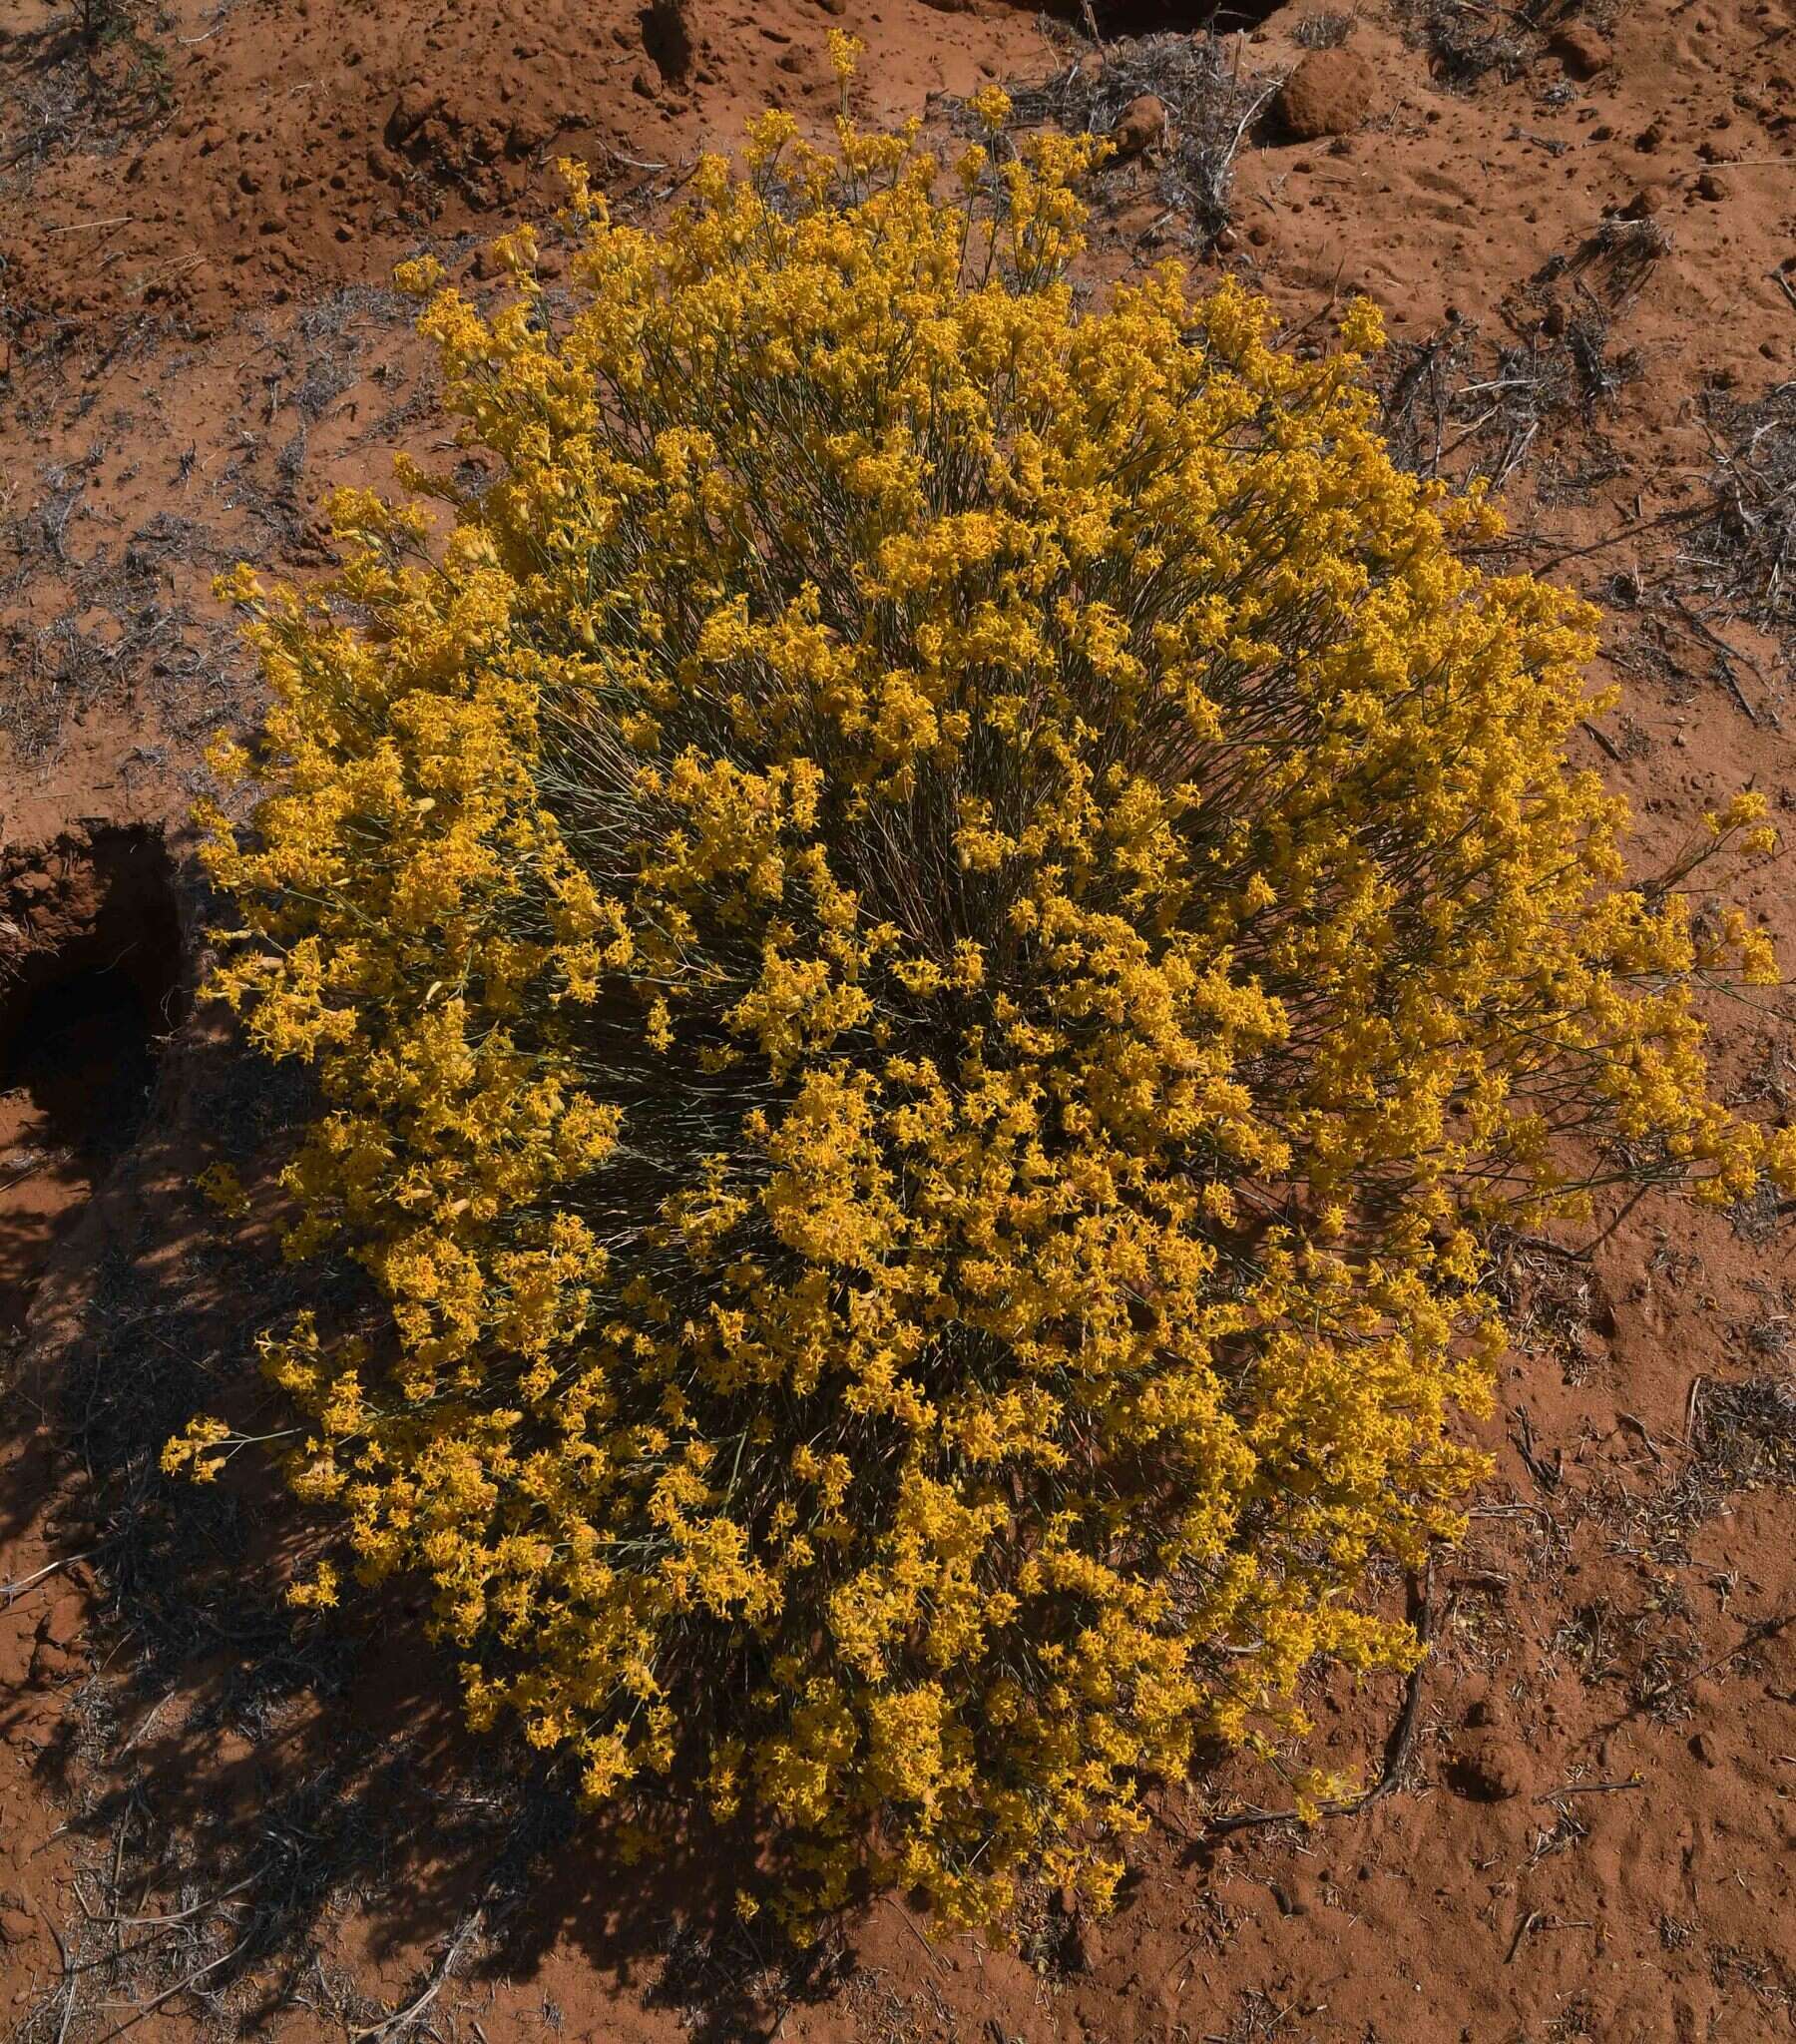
<box><xmin>1505</xmin><ymin>1909</ymin><xmax>1545</xmax><ymax>1964</ymax></box>
<box><xmin>1685</xmin><ymin>1372</ymin><xmax>1709</xmax><ymax>1447</ymax></box>
<box><xmin>1535</xmin><ymin>1775</ymin><xmax>1644</xmax><ymax>1798</ymax></box>
<box><xmin>1505</xmin><ymin>1911</ymin><xmax>1592</xmax><ymax>1963</ymax></box>
<box><xmin>42</xmin><ymin>1912</ymin><xmax>78</xmax><ymax>2044</ymax></box>
<box><xmin>1637</xmin><ymin>1608</ymin><xmax>1796</xmax><ymax>1708</ymax></box>
<box><xmin>1513</xmin><ymin>1405</ymin><xmax>1563</xmax><ymax>1495</ymax></box>
<box><xmin>350</xmin><ymin>1906</ymin><xmax>487</xmax><ymax>2044</ymax></box>
<box><xmin>1580</xmin><ymin>718</ymin><xmax>1624</xmax><ymax>763</ymax></box>
<box><xmin>885</xmin><ymin>1898</ymin><xmax>951</xmax><ymax>1975</ymax></box>
<box><xmin>1662</xmin><ymin>592</ymin><xmax>1767</xmax><ymax>723</ymax></box>
<box><xmin>1202</xmin><ymin>1561</ymin><xmax>1436</xmax><ymax>1839</ymax></box>
<box><xmin>80</xmin><ymin>1874</ymin><xmax>261</xmax><ymax>1932</ymax></box>
<box><xmin>0</xmin><ymin>1550</ymin><xmax>99</xmax><ymax>1608</ymax></box>
<box><xmin>87</xmin><ymin>1940</ymin><xmax>249</xmax><ymax>2044</ymax></box>
<box><xmin>1502</xmin><ymin>1184</ymin><xmax>1652</xmax><ymax>1272</ymax></box>
<box><xmin>1519</xmin><ymin>502</ymin><xmax>1702</xmax><ymax>571</ymax></box>
<box><xmin>1507</xmin><ymin>1232</ymin><xmax>1589</xmax><ymax>1264</ymax></box>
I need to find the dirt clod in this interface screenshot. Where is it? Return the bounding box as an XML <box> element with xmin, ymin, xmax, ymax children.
<box><xmin>1273</xmin><ymin>49</ymin><xmax>1376</xmax><ymax>142</ymax></box>
<box><xmin>1270</xmin><ymin>1875</ymin><xmax>1312</xmax><ymax>1916</ymax></box>
<box><xmin>1064</xmin><ymin>1912</ymin><xmax>1102</xmax><ymax>1973</ymax></box>
<box><xmin>1550</xmin><ymin>24</ymin><xmax>1611</xmax><ymax>79</ymax></box>
<box><xmin>1110</xmin><ymin>93</ymin><xmax>1168</xmax><ymax>159</ymax></box>
<box><xmin>1447</xmin><ymin>1733</ymin><xmax>1534</xmax><ymax>1801</ymax></box>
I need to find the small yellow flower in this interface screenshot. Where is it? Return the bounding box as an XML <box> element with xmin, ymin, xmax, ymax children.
<box><xmin>286</xmin><ymin>1561</ymin><xmax>340</xmax><ymax>1610</ymax></box>
<box><xmin>969</xmin><ymin>84</ymin><xmax>1011</xmax><ymax>134</ymax></box>
<box><xmin>196</xmin><ymin>1161</ymin><xmax>252</xmax><ymax>1220</ymax></box>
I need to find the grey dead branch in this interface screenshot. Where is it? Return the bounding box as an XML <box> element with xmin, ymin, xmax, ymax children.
<box><xmin>1684</xmin><ymin>379</ymin><xmax>1796</xmax><ymax>662</ymax></box>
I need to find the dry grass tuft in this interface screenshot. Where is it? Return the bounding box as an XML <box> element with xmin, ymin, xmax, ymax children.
<box><xmin>1685</xmin><ymin>378</ymin><xmax>1796</xmax><ymax>656</ymax></box>
<box><xmin>1394</xmin><ymin>0</ymin><xmax>1616</xmax><ymax>90</ymax></box>
<box><xmin>961</xmin><ymin>31</ymin><xmax>1278</xmax><ymax>253</ymax></box>
<box><xmin>1380</xmin><ymin>306</ymin><xmax>1640</xmax><ymax>488</ymax></box>
<box><xmin>1292</xmin><ymin>10</ymin><xmax>1357</xmax><ymax>47</ymax></box>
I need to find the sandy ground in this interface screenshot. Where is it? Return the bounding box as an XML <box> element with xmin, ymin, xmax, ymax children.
<box><xmin>2</xmin><ymin>0</ymin><xmax>1795</xmax><ymax>2038</ymax></box>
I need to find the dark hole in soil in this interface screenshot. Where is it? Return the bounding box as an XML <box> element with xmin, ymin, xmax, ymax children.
<box><xmin>2</xmin><ymin>966</ymin><xmax>167</xmax><ymax>1154</ymax></box>
<box><xmin>640</xmin><ymin>0</ymin><xmax>693</xmax><ymax>82</ymax></box>
<box><xmin>0</xmin><ymin>828</ymin><xmax>186</xmax><ymax>1333</ymax></box>
<box><xmin>0</xmin><ymin>830</ymin><xmax>185</xmax><ymax>1157</ymax></box>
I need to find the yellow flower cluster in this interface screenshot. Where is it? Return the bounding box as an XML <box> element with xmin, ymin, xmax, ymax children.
<box><xmin>177</xmin><ymin>95</ymin><xmax>1792</xmax><ymax>1932</ymax></box>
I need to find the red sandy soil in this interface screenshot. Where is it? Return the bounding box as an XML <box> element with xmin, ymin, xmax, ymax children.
<box><xmin>2</xmin><ymin>0</ymin><xmax>1795</xmax><ymax>2039</ymax></box>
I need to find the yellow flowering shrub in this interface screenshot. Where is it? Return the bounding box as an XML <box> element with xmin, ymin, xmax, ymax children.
<box><xmin>175</xmin><ymin>86</ymin><xmax>1792</xmax><ymax>1932</ymax></box>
